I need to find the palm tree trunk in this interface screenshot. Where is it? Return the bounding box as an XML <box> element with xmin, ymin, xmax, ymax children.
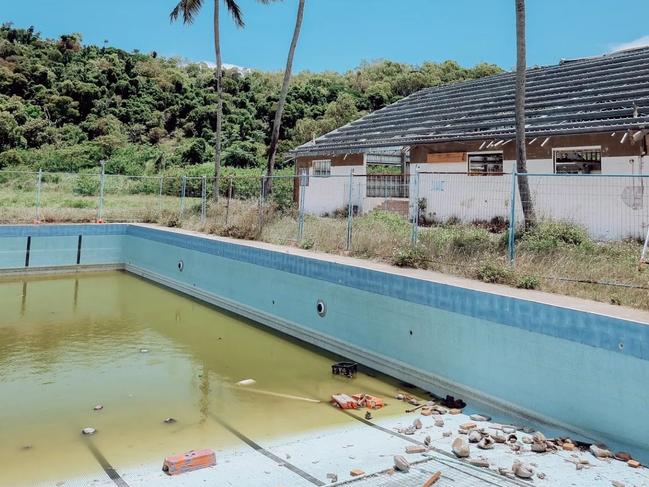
<box><xmin>265</xmin><ymin>0</ymin><xmax>305</xmax><ymax>194</ymax></box>
<box><xmin>514</xmin><ymin>0</ymin><xmax>535</xmax><ymax>228</ymax></box>
<box><xmin>213</xmin><ymin>0</ymin><xmax>223</xmax><ymax>201</ymax></box>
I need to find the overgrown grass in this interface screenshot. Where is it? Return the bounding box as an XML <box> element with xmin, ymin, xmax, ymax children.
<box><xmin>2</xmin><ymin>184</ymin><xmax>648</xmax><ymax>310</ymax></box>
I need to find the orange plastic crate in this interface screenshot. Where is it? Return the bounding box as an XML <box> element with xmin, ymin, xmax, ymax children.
<box><xmin>162</xmin><ymin>449</ymin><xmax>216</xmax><ymax>475</ymax></box>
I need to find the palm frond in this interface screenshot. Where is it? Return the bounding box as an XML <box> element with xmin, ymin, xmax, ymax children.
<box><xmin>170</xmin><ymin>0</ymin><xmax>204</xmax><ymax>25</ymax></box>
<box><xmin>224</xmin><ymin>0</ymin><xmax>245</xmax><ymax>28</ymax></box>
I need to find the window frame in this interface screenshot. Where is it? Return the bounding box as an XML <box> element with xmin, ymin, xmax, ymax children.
<box><xmin>552</xmin><ymin>146</ymin><xmax>602</xmax><ymax>174</ymax></box>
<box><xmin>312</xmin><ymin>159</ymin><xmax>332</xmax><ymax>177</ymax></box>
<box><xmin>467</xmin><ymin>151</ymin><xmax>504</xmax><ymax>175</ymax></box>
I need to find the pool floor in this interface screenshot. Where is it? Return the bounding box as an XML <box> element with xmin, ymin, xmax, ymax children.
<box><xmin>1</xmin><ymin>271</ymin><xmax>648</xmax><ymax>487</ymax></box>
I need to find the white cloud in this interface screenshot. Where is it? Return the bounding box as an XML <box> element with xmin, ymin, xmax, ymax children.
<box><xmin>200</xmin><ymin>61</ymin><xmax>249</xmax><ymax>72</ymax></box>
<box><xmin>610</xmin><ymin>35</ymin><xmax>649</xmax><ymax>52</ymax></box>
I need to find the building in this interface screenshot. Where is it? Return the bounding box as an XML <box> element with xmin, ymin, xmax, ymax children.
<box><xmin>291</xmin><ymin>47</ymin><xmax>649</xmax><ymax>238</ymax></box>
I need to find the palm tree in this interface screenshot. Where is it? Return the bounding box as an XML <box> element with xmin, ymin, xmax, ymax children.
<box><xmin>514</xmin><ymin>0</ymin><xmax>535</xmax><ymax>228</ymax></box>
<box><xmin>265</xmin><ymin>0</ymin><xmax>306</xmax><ymax>193</ymax></box>
<box><xmin>171</xmin><ymin>0</ymin><xmax>266</xmax><ymax>200</ymax></box>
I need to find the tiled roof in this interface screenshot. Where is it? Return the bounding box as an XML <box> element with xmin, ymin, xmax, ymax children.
<box><xmin>293</xmin><ymin>47</ymin><xmax>649</xmax><ymax>155</ymax></box>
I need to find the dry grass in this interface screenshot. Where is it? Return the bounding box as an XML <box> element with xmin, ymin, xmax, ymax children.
<box><xmin>2</xmin><ymin>188</ymin><xmax>648</xmax><ymax>310</ymax></box>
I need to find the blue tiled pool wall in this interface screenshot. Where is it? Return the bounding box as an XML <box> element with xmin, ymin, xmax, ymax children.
<box><xmin>0</xmin><ymin>224</ymin><xmax>126</xmax><ymax>269</ymax></box>
<box><xmin>2</xmin><ymin>224</ymin><xmax>649</xmax><ymax>451</ymax></box>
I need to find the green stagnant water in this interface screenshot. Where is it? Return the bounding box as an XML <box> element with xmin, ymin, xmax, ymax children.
<box><xmin>0</xmin><ymin>271</ymin><xmax>407</xmax><ymax>486</ymax></box>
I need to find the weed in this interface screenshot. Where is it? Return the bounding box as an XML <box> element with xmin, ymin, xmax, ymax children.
<box><xmin>392</xmin><ymin>245</ymin><xmax>428</xmax><ymax>269</ymax></box>
<box><xmin>517</xmin><ymin>275</ymin><xmax>540</xmax><ymax>290</ymax></box>
<box><xmin>476</xmin><ymin>262</ymin><xmax>513</xmax><ymax>284</ymax></box>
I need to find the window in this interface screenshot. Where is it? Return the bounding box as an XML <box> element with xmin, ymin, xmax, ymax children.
<box><xmin>468</xmin><ymin>152</ymin><xmax>503</xmax><ymax>174</ymax></box>
<box><xmin>313</xmin><ymin>159</ymin><xmax>331</xmax><ymax>177</ymax></box>
<box><xmin>553</xmin><ymin>147</ymin><xmax>601</xmax><ymax>174</ymax></box>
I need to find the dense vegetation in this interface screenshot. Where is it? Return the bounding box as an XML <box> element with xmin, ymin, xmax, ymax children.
<box><xmin>0</xmin><ymin>23</ymin><xmax>502</xmax><ymax>179</ymax></box>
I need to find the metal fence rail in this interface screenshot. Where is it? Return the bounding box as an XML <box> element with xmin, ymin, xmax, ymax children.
<box><xmin>1</xmin><ymin>168</ymin><xmax>648</xmax><ymax>267</ymax></box>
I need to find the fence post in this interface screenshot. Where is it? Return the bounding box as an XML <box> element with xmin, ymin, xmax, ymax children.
<box><xmin>201</xmin><ymin>175</ymin><xmax>207</xmax><ymax>224</ymax></box>
<box><xmin>158</xmin><ymin>176</ymin><xmax>164</xmax><ymax>216</ymax></box>
<box><xmin>34</xmin><ymin>168</ymin><xmax>42</xmax><ymax>223</ymax></box>
<box><xmin>346</xmin><ymin>169</ymin><xmax>354</xmax><ymax>251</ymax></box>
<box><xmin>297</xmin><ymin>169</ymin><xmax>307</xmax><ymax>243</ymax></box>
<box><xmin>179</xmin><ymin>176</ymin><xmax>186</xmax><ymax>220</ymax></box>
<box><xmin>508</xmin><ymin>170</ymin><xmax>518</xmax><ymax>264</ymax></box>
<box><xmin>225</xmin><ymin>177</ymin><xmax>233</xmax><ymax>226</ymax></box>
<box><xmin>258</xmin><ymin>176</ymin><xmax>265</xmax><ymax>233</ymax></box>
<box><xmin>410</xmin><ymin>170</ymin><xmax>420</xmax><ymax>245</ymax></box>
<box><xmin>97</xmin><ymin>160</ymin><xmax>106</xmax><ymax>223</ymax></box>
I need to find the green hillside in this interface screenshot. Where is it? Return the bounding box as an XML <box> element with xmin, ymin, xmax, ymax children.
<box><xmin>0</xmin><ymin>23</ymin><xmax>502</xmax><ymax>177</ymax></box>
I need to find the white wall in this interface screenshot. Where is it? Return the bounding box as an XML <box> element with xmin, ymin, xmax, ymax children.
<box><xmin>411</xmin><ymin>156</ymin><xmax>649</xmax><ymax>240</ymax></box>
<box><xmin>302</xmin><ymin>164</ymin><xmax>366</xmax><ymax>216</ymax></box>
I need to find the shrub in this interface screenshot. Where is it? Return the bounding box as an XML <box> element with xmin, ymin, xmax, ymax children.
<box><xmin>521</xmin><ymin>220</ymin><xmax>590</xmax><ymax>252</ymax></box>
<box><xmin>392</xmin><ymin>245</ymin><xmax>428</xmax><ymax>269</ymax></box>
<box><xmin>367</xmin><ymin>210</ymin><xmax>410</xmax><ymax>234</ymax></box>
<box><xmin>476</xmin><ymin>262</ymin><xmax>512</xmax><ymax>284</ymax></box>
<box><xmin>516</xmin><ymin>275</ymin><xmax>540</xmax><ymax>290</ymax></box>
<box><xmin>73</xmin><ymin>170</ymin><xmax>100</xmax><ymax>196</ymax></box>
<box><xmin>450</xmin><ymin>227</ymin><xmax>494</xmax><ymax>254</ymax></box>
<box><xmin>62</xmin><ymin>198</ymin><xmax>95</xmax><ymax>209</ymax></box>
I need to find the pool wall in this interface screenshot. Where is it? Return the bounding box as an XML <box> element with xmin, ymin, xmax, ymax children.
<box><xmin>1</xmin><ymin>223</ymin><xmax>648</xmax><ymax>453</ymax></box>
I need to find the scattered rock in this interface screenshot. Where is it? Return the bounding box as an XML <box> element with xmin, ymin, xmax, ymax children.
<box><xmin>590</xmin><ymin>444</ymin><xmax>613</xmax><ymax>459</ymax></box>
<box><xmin>405</xmin><ymin>445</ymin><xmax>427</xmax><ymax>454</ymax></box>
<box><xmin>434</xmin><ymin>406</ymin><xmax>448</xmax><ymax>414</ymax></box>
<box><xmin>448</xmin><ymin>408</ymin><xmax>462</xmax><ymax>415</ymax></box>
<box><xmin>506</xmin><ymin>434</ymin><xmax>518</xmax><ymax>443</ymax></box>
<box><xmin>350</xmin><ymin>469</ymin><xmax>365</xmax><ymax>477</ymax></box>
<box><xmin>434</xmin><ymin>419</ymin><xmax>444</xmax><ymax>428</ymax></box>
<box><xmin>452</xmin><ymin>437</ymin><xmax>470</xmax><ymax>458</ymax></box>
<box><xmin>365</xmin><ymin>412</ymin><xmax>372</xmax><ymax>420</ymax></box>
<box><xmin>443</xmin><ymin>431</ymin><xmax>452</xmax><ymax>438</ymax></box>
<box><xmin>512</xmin><ymin>461</ymin><xmax>534</xmax><ymax>479</ymax></box>
<box><xmin>498</xmin><ymin>467</ymin><xmax>514</xmax><ymax>477</ymax></box>
<box><xmin>394</xmin><ymin>455</ymin><xmax>410</xmax><ymax>472</ymax></box>
<box><xmin>628</xmin><ymin>460</ymin><xmax>641</xmax><ymax>468</ymax></box>
<box><xmin>395</xmin><ymin>394</ymin><xmax>404</xmax><ymax>400</ymax></box>
<box><xmin>502</xmin><ymin>426</ymin><xmax>516</xmax><ymax>434</ymax></box>
<box><xmin>460</xmin><ymin>422</ymin><xmax>477</xmax><ymax>430</ymax></box>
<box><xmin>469</xmin><ymin>457</ymin><xmax>490</xmax><ymax>468</ymax></box>
<box><xmin>81</xmin><ymin>427</ymin><xmax>96</xmax><ymax>435</ymax></box>
<box><xmin>615</xmin><ymin>452</ymin><xmax>631</xmax><ymax>462</ymax></box>
<box><xmin>20</xmin><ymin>445</ymin><xmax>33</xmax><ymax>450</ymax></box>
<box><xmin>139</xmin><ymin>348</ymin><xmax>149</xmax><ymax>353</ymax></box>
<box><xmin>413</xmin><ymin>418</ymin><xmax>423</xmax><ymax>430</ymax></box>
<box><xmin>458</xmin><ymin>428</ymin><xmax>469</xmax><ymax>435</ymax></box>
<box><xmin>403</xmin><ymin>426</ymin><xmax>416</xmax><ymax>435</ymax></box>
<box><xmin>477</xmin><ymin>437</ymin><xmax>495</xmax><ymax>450</ymax></box>
<box><xmin>531</xmin><ymin>441</ymin><xmax>547</xmax><ymax>453</ymax></box>
<box><xmin>326</xmin><ymin>473</ymin><xmax>338</xmax><ymax>483</ymax></box>
<box><xmin>163</xmin><ymin>417</ymin><xmax>177</xmax><ymax>424</ymax></box>
<box><xmin>522</xmin><ymin>436</ymin><xmax>532</xmax><ymax>444</ymax></box>
<box><xmin>422</xmin><ymin>471</ymin><xmax>442</xmax><ymax>486</ymax></box>
<box><xmin>93</xmin><ymin>405</ymin><xmax>103</xmax><ymax>411</ymax></box>
<box><xmin>421</xmin><ymin>409</ymin><xmax>433</xmax><ymax>416</ymax></box>
<box><xmin>611</xmin><ymin>481</ymin><xmax>625</xmax><ymax>487</ymax></box>
<box><xmin>491</xmin><ymin>432</ymin><xmax>506</xmax><ymax>443</ymax></box>
<box><xmin>563</xmin><ymin>442</ymin><xmax>576</xmax><ymax>451</ymax></box>
<box><xmin>470</xmin><ymin>414</ymin><xmax>491</xmax><ymax>422</ymax></box>
<box><xmin>468</xmin><ymin>430</ymin><xmax>482</xmax><ymax>443</ymax></box>
<box><xmin>285</xmin><ymin>454</ymin><xmax>291</xmax><ymax>459</ymax></box>
<box><xmin>537</xmin><ymin>472</ymin><xmax>546</xmax><ymax>479</ymax></box>
<box><xmin>424</xmin><ymin>436</ymin><xmax>431</xmax><ymax>447</ymax></box>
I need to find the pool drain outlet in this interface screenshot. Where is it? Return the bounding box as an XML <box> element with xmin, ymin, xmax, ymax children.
<box><xmin>316</xmin><ymin>299</ymin><xmax>326</xmax><ymax>317</ymax></box>
<box><xmin>177</xmin><ymin>259</ymin><xmax>184</xmax><ymax>272</ymax></box>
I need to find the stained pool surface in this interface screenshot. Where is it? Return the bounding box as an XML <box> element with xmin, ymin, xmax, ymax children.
<box><xmin>0</xmin><ymin>271</ymin><xmax>403</xmax><ymax>486</ymax></box>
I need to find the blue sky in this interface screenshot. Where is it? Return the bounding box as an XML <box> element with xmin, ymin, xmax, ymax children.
<box><xmin>4</xmin><ymin>0</ymin><xmax>649</xmax><ymax>72</ymax></box>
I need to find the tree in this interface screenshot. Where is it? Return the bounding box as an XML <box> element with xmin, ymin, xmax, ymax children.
<box><xmin>266</xmin><ymin>0</ymin><xmax>306</xmax><ymax>193</ymax></box>
<box><xmin>170</xmin><ymin>0</ymin><xmax>247</xmax><ymax>200</ymax></box>
<box><xmin>514</xmin><ymin>0</ymin><xmax>535</xmax><ymax>228</ymax></box>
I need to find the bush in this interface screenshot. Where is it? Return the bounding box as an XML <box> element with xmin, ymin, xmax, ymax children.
<box><xmin>450</xmin><ymin>227</ymin><xmax>494</xmax><ymax>254</ymax></box>
<box><xmin>392</xmin><ymin>245</ymin><xmax>428</xmax><ymax>269</ymax></box>
<box><xmin>73</xmin><ymin>170</ymin><xmax>100</xmax><ymax>196</ymax></box>
<box><xmin>476</xmin><ymin>262</ymin><xmax>512</xmax><ymax>284</ymax></box>
<box><xmin>520</xmin><ymin>221</ymin><xmax>590</xmax><ymax>252</ymax></box>
<box><xmin>516</xmin><ymin>275</ymin><xmax>540</xmax><ymax>290</ymax></box>
<box><xmin>62</xmin><ymin>198</ymin><xmax>95</xmax><ymax>209</ymax></box>
<box><xmin>367</xmin><ymin>210</ymin><xmax>410</xmax><ymax>234</ymax></box>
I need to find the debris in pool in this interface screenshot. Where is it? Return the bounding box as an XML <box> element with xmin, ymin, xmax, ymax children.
<box><xmin>451</xmin><ymin>437</ymin><xmax>470</xmax><ymax>458</ymax></box>
<box><xmin>331</xmin><ymin>362</ymin><xmax>357</xmax><ymax>378</ymax></box>
<box><xmin>331</xmin><ymin>394</ymin><xmax>359</xmax><ymax>409</ymax></box>
<box><xmin>352</xmin><ymin>393</ymin><xmax>384</xmax><ymax>409</ymax></box>
<box><xmin>405</xmin><ymin>445</ymin><xmax>427</xmax><ymax>454</ymax></box>
<box><xmin>350</xmin><ymin>469</ymin><xmax>365</xmax><ymax>477</ymax></box>
<box><xmin>441</xmin><ymin>395</ymin><xmax>466</xmax><ymax>409</ymax></box>
<box><xmin>162</xmin><ymin>449</ymin><xmax>216</xmax><ymax>475</ymax></box>
<box><xmin>326</xmin><ymin>473</ymin><xmax>338</xmax><ymax>483</ymax></box>
<box><xmin>422</xmin><ymin>471</ymin><xmax>441</xmax><ymax>486</ymax></box>
<box><xmin>413</xmin><ymin>418</ymin><xmax>422</xmax><ymax>429</ymax></box>
<box><xmin>81</xmin><ymin>427</ymin><xmax>97</xmax><ymax>435</ymax></box>
<box><xmin>236</xmin><ymin>379</ymin><xmax>256</xmax><ymax>386</ymax></box>
<box><xmin>512</xmin><ymin>460</ymin><xmax>534</xmax><ymax>479</ymax></box>
<box><xmin>93</xmin><ymin>404</ymin><xmax>103</xmax><ymax>411</ymax></box>
<box><xmin>364</xmin><ymin>411</ymin><xmax>372</xmax><ymax>420</ymax></box>
<box><xmin>139</xmin><ymin>348</ymin><xmax>149</xmax><ymax>353</ymax></box>
<box><xmin>628</xmin><ymin>459</ymin><xmax>641</xmax><ymax>468</ymax></box>
<box><xmin>393</xmin><ymin>455</ymin><xmax>410</xmax><ymax>472</ymax></box>
<box><xmin>590</xmin><ymin>444</ymin><xmax>613</xmax><ymax>459</ymax></box>
<box><xmin>164</xmin><ymin>417</ymin><xmax>177</xmax><ymax>424</ymax></box>
<box><xmin>470</xmin><ymin>414</ymin><xmax>491</xmax><ymax>422</ymax></box>
<box><xmin>21</xmin><ymin>445</ymin><xmax>33</xmax><ymax>450</ymax></box>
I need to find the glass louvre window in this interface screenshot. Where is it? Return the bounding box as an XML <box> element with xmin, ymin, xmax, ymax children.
<box><xmin>468</xmin><ymin>153</ymin><xmax>503</xmax><ymax>174</ymax></box>
<box><xmin>553</xmin><ymin>148</ymin><xmax>602</xmax><ymax>174</ymax></box>
<box><xmin>313</xmin><ymin>159</ymin><xmax>331</xmax><ymax>177</ymax></box>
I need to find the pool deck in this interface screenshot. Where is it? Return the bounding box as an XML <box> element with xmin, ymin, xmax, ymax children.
<box><xmin>55</xmin><ymin>398</ymin><xmax>648</xmax><ymax>487</ymax></box>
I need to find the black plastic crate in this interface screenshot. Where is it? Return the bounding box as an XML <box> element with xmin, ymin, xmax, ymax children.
<box><xmin>331</xmin><ymin>361</ymin><xmax>358</xmax><ymax>378</ymax></box>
